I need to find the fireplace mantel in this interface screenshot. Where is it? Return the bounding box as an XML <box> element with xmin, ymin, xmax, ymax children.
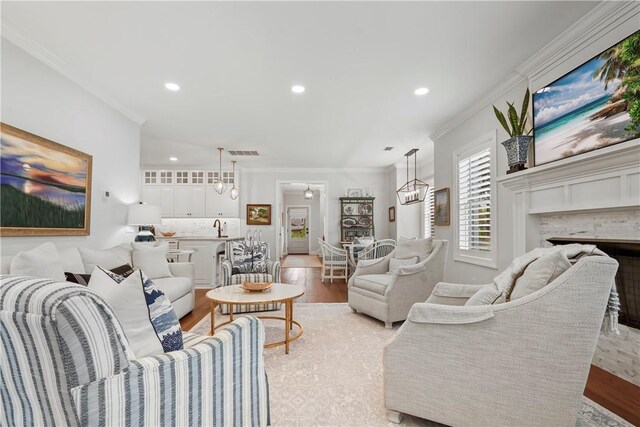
<box><xmin>497</xmin><ymin>140</ymin><xmax>640</xmax><ymax>257</ymax></box>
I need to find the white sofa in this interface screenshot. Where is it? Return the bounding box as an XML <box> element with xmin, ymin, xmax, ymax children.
<box><xmin>1</xmin><ymin>243</ymin><xmax>196</xmax><ymax>319</ymax></box>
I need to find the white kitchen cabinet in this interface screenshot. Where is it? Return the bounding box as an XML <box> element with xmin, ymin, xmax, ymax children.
<box><xmin>205</xmin><ymin>186</ymin><xmax>239</xmax><ymax>217</ymax></box>
<box><xmin>179</xmin><ymin>240</ymin><xmax>214</xmax><ymax>286</ymax></box>
<box><xmin>174</xmin><ymin>186</ymin><xmax>205</xmax><ymax>217</ymax></box>
<box><xmin>141</xmin><ymin>186</ymin><xmax>174</xmax><ymax>216</ymax></box>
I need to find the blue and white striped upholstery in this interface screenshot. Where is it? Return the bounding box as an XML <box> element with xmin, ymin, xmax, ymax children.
<box><xmin>220</xmin><ymin>255</ymin><xmax>282</xmax><ymax>315</ymax></box>
<box><xmin>0</xmin><ymin>275</ymin><xmax>270</xmax><ymax>427</ymax></box>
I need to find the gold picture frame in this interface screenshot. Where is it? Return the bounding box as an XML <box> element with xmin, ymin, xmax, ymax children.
<box><xmin>0</xmin><ymin>123</ymin><xmax>93</xmax><ymax>236</ymax></box>
<box><xmin>247</xmin><ymin>204</ymin><xmax>272</xmax><ymax>225</ymax></box>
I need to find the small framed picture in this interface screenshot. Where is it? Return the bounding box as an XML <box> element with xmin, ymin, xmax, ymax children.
<box><xmin>346</xmin><ymin>188</ymin><xmax>363</xmax><ymax>197</ymax></box>
<box><xmin>434</xmin><ymin>188</ymin><xmax>450</xmax><ymax>226</ymax></box>
<box><xmin>246</xmin><ymin>204</ymin><xmax>272</xmax><ymax>225</ymax></box>
<box><xmin>389</xmin><ymin>206</ymin><xmax>396</xmax><ymax>222</ymax></box>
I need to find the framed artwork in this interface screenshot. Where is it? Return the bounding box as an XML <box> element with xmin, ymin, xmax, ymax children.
<box><xmin>246</xmin><ymin>204</ymin><xmax>272</xmax><ymax>225</ymax></box>
<box><xmin>389</xmin><ymin>206</ymin><xmax>396</xmax><ymax>222</ymax></box>
<box><xmin>533</xmin><ymin>31</ymin><xmax>640</xmax><ymax>166</ymax></box>
<box><xmin>0</xmin><ymin>123</ymin><xmax>92</xmax><ymax>236</ymax></box>
<box><xmin>434</xmin><ymin>188</ymin><xmax>450</xmax><ymax>226</ymax></box>
<box><xmin>346</xmin><ymin>188</ymin><xmax>363</xmax><ymax>197</ymax></box>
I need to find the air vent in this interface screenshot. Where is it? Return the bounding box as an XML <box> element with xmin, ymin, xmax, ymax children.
<box><xmin>228</xmin><ymin>150</ymin><xmax>259</xmax><ymax>156</ymax></box>
<box><xmin>384</xmin><ymin>147</ymin><xmax>394</xmax><ymax>151</ymax></box>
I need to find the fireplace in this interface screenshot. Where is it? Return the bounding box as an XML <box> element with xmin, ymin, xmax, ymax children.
<box><xmin>547</xmin><ymin>237</ymin><xmax>640</xmax><ymax>329</ymax></box>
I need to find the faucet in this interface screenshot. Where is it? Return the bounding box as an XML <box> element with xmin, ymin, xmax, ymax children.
<box><xmin>213</xmin><ymin>219</ymin><xmax>222</xmax><ymax>238</ymax></box>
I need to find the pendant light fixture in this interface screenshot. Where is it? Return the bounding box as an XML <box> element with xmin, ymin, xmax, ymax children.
<box><xmin>303</xmin><ymin>184</ymin><xmax>313</xmax><ymax>200</ymax></box>
<box><xmin>229</xmin><ymin>160</ymin><xmax>239</xmax><ymax>200</ymax></box>
<box><xmin>213</xmin><ymin>147</ymin><xmax>227</xmax><ymax>194</ymax></box>
<box><xmin>396</xmin><ymin>148</ymin><xmax>428</xmax><ymax>205</ymax></box>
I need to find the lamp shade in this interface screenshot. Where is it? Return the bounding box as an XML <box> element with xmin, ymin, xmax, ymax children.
<box><xmin>128</xmin><ymin>204</ymin><xmax>162</xmax><ymax>225</ymax></box>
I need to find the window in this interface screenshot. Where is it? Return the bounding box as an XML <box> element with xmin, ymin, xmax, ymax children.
<box><xmin>453</xmin><ymin>131</ymin><xmax>497</xmax><ymax>268</ymax></box>
<box><xmin>423</xmin><ymin>186</ymin><xmax>435</xmax><ymax>238</ymax></box>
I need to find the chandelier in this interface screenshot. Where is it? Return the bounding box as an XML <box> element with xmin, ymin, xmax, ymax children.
<box><xmin>396</xmin><ymin>148</ymin><xmax>428</xmax><ymax>205</ymax></box>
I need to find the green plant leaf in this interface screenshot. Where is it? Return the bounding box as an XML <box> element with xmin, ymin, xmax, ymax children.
<box><xmin>507</xmin><ymin>103</ymin><xmax>519</xmax><ymax>136</ymax></box>
<box><xmin>493</xmin><ymin>106</ymin><xmax>512</xmax><ymax>136</ymax></box>
<box><xmin>518</xmin><ymin>88</ymin><xmax>530</xmax><ymax>135</ymax></box>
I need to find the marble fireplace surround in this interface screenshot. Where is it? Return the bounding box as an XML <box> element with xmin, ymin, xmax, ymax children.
<box><xmin>498</xmin><ymin>140</ymin><xmax>640</xmax><ymax>385</ymax></box>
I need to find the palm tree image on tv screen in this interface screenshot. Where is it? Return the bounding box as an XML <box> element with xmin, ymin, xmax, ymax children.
<box><xmin>533</xmin><ymin>31</ymin><xmax>640</xmax><ymax>165</ymax></box>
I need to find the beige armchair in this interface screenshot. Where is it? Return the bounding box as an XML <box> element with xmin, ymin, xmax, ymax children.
<box><xmin>383</xmin><ymin>256</ymin><xmax>619</xmax><ymax>426</ymax></box>
<box><xmin>348</xmin><ymin>239</ymin><xmax>447</xmax><ymax>328</ymax></box>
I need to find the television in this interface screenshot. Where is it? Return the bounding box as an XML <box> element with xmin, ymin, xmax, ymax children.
<box><xmin>533</xmin><ymin>31</ymin><xmax>639</xmax><ymax>166</ymax></box>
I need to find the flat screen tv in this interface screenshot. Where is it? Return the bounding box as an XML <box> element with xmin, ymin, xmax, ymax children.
<box><xmin>533</xmin><ymin>31</ymin><xmax>639</xmax><ymax>166</ymax></box>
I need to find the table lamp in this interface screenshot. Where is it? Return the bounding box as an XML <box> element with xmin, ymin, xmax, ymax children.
<box><xmin>128</xmin><ymin>204</ymin><xmax>162</xmax><ymax>242</ymax></box>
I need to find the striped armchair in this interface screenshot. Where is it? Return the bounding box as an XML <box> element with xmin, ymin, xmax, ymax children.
<box><xmin>0</xmin><ymin>275</ymin><xmax>270</xmax><ymax>426</ymax></box>
<box><xmin>220</xmin><ymin>240</ymin><xmax>281</xmax><ymax>314</ymax></box>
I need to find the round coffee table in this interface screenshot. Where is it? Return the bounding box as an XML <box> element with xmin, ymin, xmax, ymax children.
<box><xmin>206</xmin><ymin>283</ymin><xmax>305</xmax><ymax>354</ymax></box>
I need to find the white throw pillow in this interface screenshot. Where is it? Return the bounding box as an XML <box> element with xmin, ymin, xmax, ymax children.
<box><xmin>9</xmin><ymin>242</ymin><xmax>65</xmax><ymax>281</ymax></box>
<box><xmin>131</xmin><ymin>242</ymin><xmax>172</xmax><ymax>279</ymax></box>
<box><xmin>510</xmin><ymin>252</ymin><xmax>572</xmax><ymax>301</ymax></box>
<box><xmin>88</xmin><ymin>266</ymin><xmax>163</xmax><ymax>358</ymax></box>
<box><xmin>79</xmin><ymin>244</ymin><xmax>131</xmax><ymax>272</ymax></box>
<box><xmin>465</xmin><ymin>283</ymin><xmax>506</xmax><ymax>306</ymax></box>
<box><xmin>394</xmin><ymin>237</ymin><xmax>433</xmax><ymax>261</ymax></box>
<box><xmin>388</xmin><ymin>257</ymin><xmax>419</xmax><ymax>274</ymax></box>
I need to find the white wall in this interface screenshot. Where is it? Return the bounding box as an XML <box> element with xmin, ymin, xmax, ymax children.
<box><xmin>283</xmin><ymin>190</ymin><xmax>322</xmax><ymax>254</ymax></box>
<box><xmin>432</xmin><ymin>4</ymin><xmax>638</xmax><ymax>284</ymax></box>
<box><xmin>1</xmin><ymin>39</ymin><xmax>141</xmax><ymax>255</ymax></box>
<box><xmin>239</xmin><ymin>168</ymin><xmax>391</xmax><ymax>256</ymax></box>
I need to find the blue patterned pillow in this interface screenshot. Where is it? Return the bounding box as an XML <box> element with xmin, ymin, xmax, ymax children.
<box><xmin>231</xmin><ymin>241</ymin><xmax>254</xmax><ymax>274</ymax></box>
<box><xmin>139</xmin><ymin>270</ymin><xmax>183</xmax><ymax>352</ymax></box>
<box><xmin>102</xmin><ymin>267</ymin><xmax>183</xmax><ymax>352</ymax></box>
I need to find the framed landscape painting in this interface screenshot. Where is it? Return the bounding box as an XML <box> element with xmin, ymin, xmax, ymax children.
<box><xmin>533</xmin><ymin>31</ymin><xmax>640</xmax><ymax>165</ymax></box>
<box><xmin>0</xmin><ymin>123</ymin><xmax>92</xmax><ymax>236</ymax></box>
<box><xmin>434</xmin><ymin>188</ymin><xmax>450</xmax><ymax>226</ymax></box>
<box><xmin>246</xmin><ymin>204</ymin><xmax>272</xmax><ymax>225</ymax></box>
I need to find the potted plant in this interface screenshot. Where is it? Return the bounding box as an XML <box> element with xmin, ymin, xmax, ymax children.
<box><xmin>493</xmin><ymin>88</ymin><xmax>532</xmax><ymax>174</ymax></box>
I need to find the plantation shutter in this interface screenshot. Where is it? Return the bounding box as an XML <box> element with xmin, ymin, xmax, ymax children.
<box><xmin>457</xmin><ymin>148</ymin><xmax>491</xmax><ymax>252</ymax></box>
<box><xmin>423</xmin><ymin>187</ymin><xmax>435</xmax><ymax>238</ymax></box>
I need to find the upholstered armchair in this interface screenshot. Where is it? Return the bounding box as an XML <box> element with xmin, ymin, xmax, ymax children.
<box><xmin>383</xmin><ymin>256</ymin><xmax>619</xmax><ymax>426</ymax></box>
<box><xmin>0</xmin><ymin>275</ymin><xmax>270</xmax><ymax>426</ymax></box>
<box><xmin>220</xmin><ymin>240</ymin><xmax>281</xmax><ymax>314</ymax></box>
<box><xmin>348</xmin><ymin>239</ymin><xmax>447</xmax><ymax>328</ymax></box>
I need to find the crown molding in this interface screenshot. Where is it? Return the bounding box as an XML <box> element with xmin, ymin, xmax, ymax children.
<box><xmin>430</xmin><ymin>73</ymin><xmax>526</xmax><ymax>141</ymax></box>
<box><xmin>2</xmin><ymin>23</ymin><xmax>146</xmax><ymax>125</ymax></box>
<box><xmin>516</xmin><ymin>1</ymin><xmax>639</xmax><ymax>86</ymax></box>
<box><xmin>430</xmin><ymin>1</ymin><xmax>639</xmax><ymax>142</ymax></box>
<box><xmin>241</xmin><ymin>166</ymin><xmax>389</xmax><ymax>174</ymax></box>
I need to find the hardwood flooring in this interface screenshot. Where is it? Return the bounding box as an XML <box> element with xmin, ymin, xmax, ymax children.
<box><xmin>179</xmin><ymin>261</ymin><xmax>639</xmax><ymax>424</ymax></box>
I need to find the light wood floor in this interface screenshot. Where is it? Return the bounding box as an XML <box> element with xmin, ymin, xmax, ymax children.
<box><xmin>179</xmin><ymin>261</ymin><xmax>640</xmax><ymax>425</ymax></box>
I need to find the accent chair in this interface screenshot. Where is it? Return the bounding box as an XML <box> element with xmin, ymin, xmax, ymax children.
<box><xmin>383</xmin><ymin>255</ymin><xmax>619</xmax><ymax>426</ymax></box>
<box><xmin>348</xmin><ymin>238</ymin><xmax>447</xmax><ymax>328</ymax></box>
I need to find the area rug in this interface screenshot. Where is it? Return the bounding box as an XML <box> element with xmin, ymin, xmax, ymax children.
<box><xmin>189</xmin><ymin>303</ymin><xmax>631</xmax><ymax>427</ymax></box>
<box><xmin>281</xmin><ymin>255</ymin><xmax>323</xmax><ymax>268</ymax></box>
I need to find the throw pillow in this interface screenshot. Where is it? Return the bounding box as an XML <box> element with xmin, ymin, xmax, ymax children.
<box><xmin>388</xmin><ymin>256</ymin><xmax>419</xmax><ymax>274</ymax></box>
<box><xmin>465</xmin><ymin>283</ymin><xmax>507</xmax><ymax>306</ymax></box>
<box><xmin>393</xmin><ymin>237</ymin><xmax>433</xmax><ymax>261</ymax></box>
<box><xmin>88</xmin><ymin>266</ymin><xmax>163</xmax><ymax>358</ymax></box>
<box><xmin>10</xmin><ymin>242</ymin><xmax>65</xmax><ymax>281</ymax></box>
<box><xmin>131</xmin><ymin>242</ymin><xmax>172</xmax><ymax>279</ymax></box>
<box><xmin>65</xmin><ymin>264</ymin><xmax>134</xmax><ymax>286</ymax></box>
<box><xmin>231</xmin><ymin>241</ymin><xmax>254</xmax><ymax>274</ymax></box>
<box><xmin>251</xmin><ymin>242</ymin><xmax>269</xmax><ymax>273</ymax></box>
<box><xmin>79</xmin><ymin>244</ymin><xmax>131</xmax><ymax>272</ymax></box>
<box><xmin>510</xmin><ymin>252</ymin><xmax>572</xmax><ymax>301</ymax></box>
<box><xmin>138</xmin><ymin>270</ymin><xmax>183</xmax><ymax>352</ymax></box>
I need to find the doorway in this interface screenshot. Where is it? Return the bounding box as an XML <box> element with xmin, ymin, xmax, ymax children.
<box><xmin>287</xmin><ymin>206</ymin><xmax>310</xmax><ymax>254</ymax></box>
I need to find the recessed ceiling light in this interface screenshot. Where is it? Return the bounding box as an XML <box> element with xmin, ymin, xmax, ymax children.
<box><xmin>414</xmin><ymin>87</ymin><xmax>429</xmax><ymax>96</ymax></box>
<box><xmin>169</xmin><ymin>157</ymin><xmax>178</xmax><ymax>161</ymax></box>
<box><xmin>165</xmin><ymin>82</ymin><xmax>180</xmax><ymax>91</ymax></box>
<box><xmin>291</xmin><ymin>85</ymin><xmax>305</xmax><ymax>94</ymax></box>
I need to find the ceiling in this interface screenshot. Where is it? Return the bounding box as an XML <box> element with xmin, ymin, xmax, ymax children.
<box><xmin>1</xmin><ymin>1</ymin><xmax>598</xmax><ymax>168</ymax></box>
